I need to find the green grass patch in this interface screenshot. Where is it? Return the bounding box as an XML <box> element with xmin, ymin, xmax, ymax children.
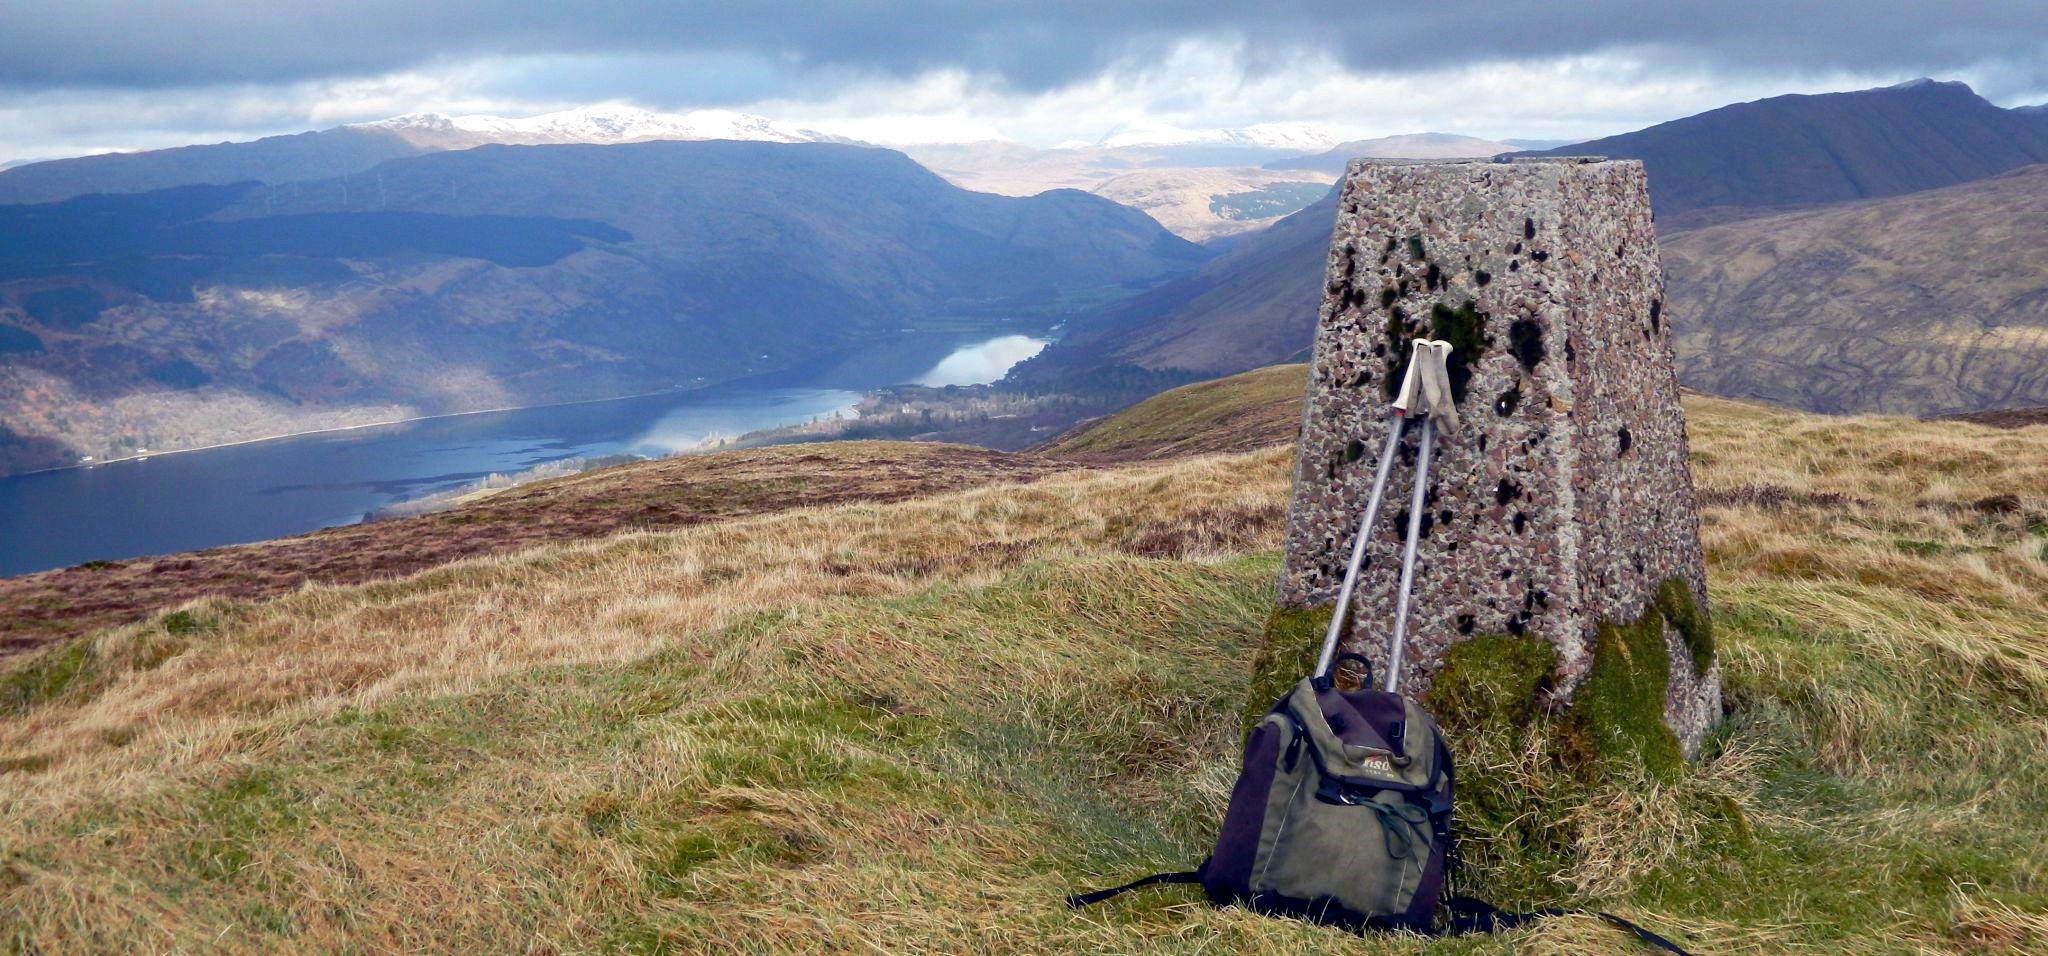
<box><xmin>6</xmin><ymin>545</ymin><xmax>2046</xmax><ymax>952</ymax></box>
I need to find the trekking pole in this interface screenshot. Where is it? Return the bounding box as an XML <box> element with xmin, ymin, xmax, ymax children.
<box><xmin>1385</xmin><ymin>340</ymin><xmax>1456</xmax><ymax>693</ymax></box>
<box><xmin>1384</xmin><ymin>413</ymin><xmax>1434</xmax><ymax>692</ymax></box>
<box><xmin>1313</xmin><ymin>411</ymin><xmax>1407</xmax><ymax>679</ymax></box>
<box><xmin>1312</xmin><ymin>340</ymin><xmax>1460</xmax><ymax>684</ymax></box>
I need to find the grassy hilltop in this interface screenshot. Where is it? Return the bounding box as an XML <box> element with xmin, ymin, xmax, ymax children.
<box><xmin>2</xmin><ymin>366</ymin><xmax>2046</xmax><ymax>953</ymax></box>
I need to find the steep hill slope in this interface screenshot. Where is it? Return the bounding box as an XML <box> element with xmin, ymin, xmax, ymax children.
<box><xmin>1528</xmin><ymin>80</ymin><xmax>2048</xmax><ymax>229</ymax></box>
<box><xmin>1663</xmin><ymin>165</ymin><xmax>2048</xmax><ymax>414</ymax></box>
<box><xmin>1088</xmin><ymin>168</ymin><xmax>1335</xmax><ymax>242</ymax></box>
<box><xmin>1</xmin><ymin>382</ymin><xmax>2043</xmax><ymax>952</ymax></box>
<box><xmin>0</xmin><ymin>141</ymin><xmax>1207</xmax><ymax>474</ymax></box>
<box><xmin>1034</xmin><ymin>363</ymin><xmax>1308</xmax><ymax>461</ymax></box>
<box><xmin>1007</xmin><ymin>190</ymin><xmax>1335</xmax><ymax>390</ymax></box>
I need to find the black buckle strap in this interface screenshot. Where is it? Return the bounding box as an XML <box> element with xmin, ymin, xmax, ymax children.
<box><xmin>1065</xmin><ymin>869</ymin><xmax>1203</xmax><ymax>908</ymax></box>
<box><xmin>1444</xmin><ymin>896</ymin><xmax>1694</xmax><ymax>954</ymax></box>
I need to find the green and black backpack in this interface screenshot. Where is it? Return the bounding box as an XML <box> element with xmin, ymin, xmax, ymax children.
<box><xmin>1067</xmin><ymin>343</ymin><xmax>1691</xmax><ymax>953</ymax></box>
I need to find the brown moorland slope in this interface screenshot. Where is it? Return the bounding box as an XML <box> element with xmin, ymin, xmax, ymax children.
<box><xmin>1665</xmin><ymin>165</ymin><xmax>2048</xmax><ymax>415</ymax></box>
<box><xmin>0</xmin><ymin>442</ymin><xmax>1071</xmax><ymax>658</ymax></box>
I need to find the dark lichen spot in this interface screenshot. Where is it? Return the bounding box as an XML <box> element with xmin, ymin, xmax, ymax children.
<box><xmin>1383</xmin><ymin>307</ymin><xmax>1415</xmax><ymax>398</ymax></box>
<box><xmin>1381</xmin><ymin>287</ymin><xmax>1399</xmax><ymax>308</ymax></box>
<box><xmin>1617</xmin><ymin>427</ymin><xmax>1633</xmax><ymax>456</ymax></box>
<box><xmin>1438</xmin><ymin>509</ymin><xmax>1453</xmax><ymax>526</ymax></box>
<box><xmin>1508</xmin><ymin>259</ymin><xmax>1520</xmax><ymax>272</ymax></box>
<box><xmin>1495</xmin><ymin>386</ymin><xmax>1522</xmax><ymax>417</ymax></box>
<box><xmin>1495</xmin><ymin>479</ymin><xmax>1523</xmax><ymax>506</ymax></box>
<box><xmin>1523</xmin><ymin>217</ymin><xmax>1535</xmax><ymax>240</ymax></box>
<box><xmin>1508</xmin><ymin>318</ymin><xmax>1546</xmax><ymax>372</ymax></box>
<box><xmin>1456</xmin><ymin>614</ymin><xmax>1476</xmax><ymax>635</ymax></box>
<box><xmin>1407</xmin><ymin>235</ymin><xmax>1427</xmax><ymax>260</ymax></box>
<box><xmin>1384</xmin><ymin>236</ymin><xmax>1398</xmax><ymax>253</ymax></box>
<box><xmin>1512</xmin><ymin>511</ymin><xmax>1528</xmax><ymax>535</ymax></box>
<box><xmin>1530</xmin><ymin>250</ymin><xmax>1549</xmax><ymax>263</ymax></box>
<box><xmin>1344</xmin><ymin>439</ymin><xmax>1366</xmax><ymax>463</ymax></box>
<box><xmin>1425</xmin><ymin>299</ymin><xmax>1492</xmax><ymax>403</ymax></box>
<box><xmin>1474</xmin><ymin>269</ymin><xmax>1492</xmax><ymax>286</ymax></box>
<box><xmin>1649</xmin><ymin>299</ymin><xmax>1662</xmax><ymax>334</ymax></box>
<box><xmin>1509</xmin><ymin>241</ymin><xmax>1522</xmax><ymax>255</ymax></box>
<box><xmin>1426</xmin><ymin>263</ymin><xmax>1443</xmax><ymax>290</ymax></box>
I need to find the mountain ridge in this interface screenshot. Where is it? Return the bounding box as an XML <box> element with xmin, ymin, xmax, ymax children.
<box><xmin>0</xmin><ymin>140</ymin><xmax>1207</xmax><ymax>475</ymax></box>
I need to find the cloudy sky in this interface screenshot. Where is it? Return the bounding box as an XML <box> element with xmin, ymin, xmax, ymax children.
<box><xmin>3</xmin><ymin>0</ymin><xmax>2046</xmax><ymax>162</ymax></box>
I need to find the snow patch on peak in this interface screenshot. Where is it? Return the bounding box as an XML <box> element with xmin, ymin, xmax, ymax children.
<box><xmin>1094</xmin><ymin>121</ymin><xmax>1337</xmax><ymax>151</ymax></box>
<box><xmin>357</xmin><ymin>106</ymin><xmax>825</xmax><ymax>146</ymax></box>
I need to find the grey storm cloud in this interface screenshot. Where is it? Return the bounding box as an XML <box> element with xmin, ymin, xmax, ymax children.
<box><xmin>3</xmin><ymin>0</ymin><xmax>2045</xmax><ymax>94</ymax></box>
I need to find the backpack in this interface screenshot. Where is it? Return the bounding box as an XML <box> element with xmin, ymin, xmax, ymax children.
<box><xmin>1066</xmin><ymin>343</ymin><xmax>1691</xmax><ymax>953</ymax></box>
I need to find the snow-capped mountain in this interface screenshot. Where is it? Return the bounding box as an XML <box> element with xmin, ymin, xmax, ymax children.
<box><xmin>359</xmin><ymin>105</ymin><xmax>835</xmax><ymax>147</ymax></box>
<box><xmin>1091</xmin><ymin>121</ymin><xmax>1338</xmax><ymax>151</ymax></box>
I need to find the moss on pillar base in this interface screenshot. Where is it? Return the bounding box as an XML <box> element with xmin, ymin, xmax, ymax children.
<box><xmin>1243</xmin><ymin>577</ymin><xmax>1710</xmax><ymax>782</ymax></box>
<box><xmin>1426</xmin><ymin>633</ymin><xmax>1556</xmax><ymax>735</ymax></box>
<box><xmin>1240</xmin><ymin>606</ymin><xmax>1330</xmax><ymax>737</ymax></box>
<box><xmin>1656</xmin><ymin>577</ymin><xmax>1716</xmax><ymax>677</ymax></box>
<box><xmin>1560</xmin><ymin>612</ymin><xmax>1686</xmax><ymax>782</ymax></box>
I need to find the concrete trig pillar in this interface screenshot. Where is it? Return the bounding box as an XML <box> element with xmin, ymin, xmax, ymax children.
<box><xmin>1277</xmin><ymin>157</ymin><xmax>1719</xmax><ymax>760</ymax></box>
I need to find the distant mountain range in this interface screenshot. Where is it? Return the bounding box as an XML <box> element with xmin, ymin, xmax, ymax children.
<box><xmin>0</xmin><ymin>141</ymin><xmax>1206</xmax><ymax>474</ymax></box>
<box><xmin>1087</xmin><ymin>121</ymin><xmax>1339</xmax><ymax>151</ymax></box>
<box><xmin>1524</xmin><ymin>78</ymin><xmax>2048</xmax><ymax>229</ymax></box>
<box><xmin>1014</xmin><ymin>81</ymin><xmax>2048</xmax><ymax>418</ymax></box>
<box><xmin>0</xmin><ymin>106</ymin><xmax>849</xmax><ymax>207</ymax></box>
<box><xmin>1264</xmin><ymin>133</ymin><xmax>1522</xmax><ymax>173</ymax></box>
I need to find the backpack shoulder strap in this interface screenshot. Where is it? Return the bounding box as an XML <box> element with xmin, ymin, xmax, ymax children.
<box><xmin>1065</xmin><ymin>869</ymin><xmax>1203</xmax><ymax>908</ymax></box>
<box><xmin>1444</xmin><ymin>896</ymin><xmax>1694</xmax><ymax>955</ymax></box>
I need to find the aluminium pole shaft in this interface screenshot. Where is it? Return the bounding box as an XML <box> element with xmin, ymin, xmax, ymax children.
<box><xmin>1384</xmin><ymin>415</ymin><xmax>1435</xmax><ymax>692</ymax></box>
<box><xmin>1313</xmin><ymin>412</ymin><xmax>1408</xmax><ymax>678</ymax></box>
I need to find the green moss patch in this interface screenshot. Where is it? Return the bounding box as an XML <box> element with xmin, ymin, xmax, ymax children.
<box><xmin>1562</xmin><ymin>611</ymin><xmax>1686</xmax><ymax>782</ymax></box>
<box><xmin>1426</xmin><ymin>632</ymin><xmax>1555</xmax><ymax>735</ymax></box>
<box><xmin>1240</xmin><ymin>606</ymin><xmax>1329</xmax><ymax>737</ymax></box>
<box><xmin>1655</xmin><ymin>578</ymin><xmax>1715</xmax><ymax>677</ymax></box>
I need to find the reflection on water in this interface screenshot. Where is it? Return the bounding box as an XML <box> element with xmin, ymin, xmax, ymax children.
<box><xmin>914</xmin><ymin>335</ymin><xmax>1047</xmax><ymax>387</ymax></box>
<box><xmin>0</xmin><ymin>330</ymin><xmax>1046</xmax><ymax>578</ymax></box>
<box><xmin>629</xmin><ymin>388</ymin><xmax>858</xmax><ymax>455</ymax></box>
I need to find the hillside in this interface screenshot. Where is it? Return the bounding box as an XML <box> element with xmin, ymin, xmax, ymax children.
<box><xmin>2</xmin><ymin>368</ymin><xmax>2044</xmax><ymax>951</ymax></box>
<box><xmin>1033</xmin><ymin>363</ymin><xmax>1308</xmax><ymax>461</ymax></box>
<box><xmin>1528</xmin><ymin>80</ymin><xmax>2048</xmax><ymax>229</ymax></box>
<box><xmin>1663</xmin><ymin>165</ymin><xmax>2048</xmax><ymax>415</ymax></box>
<box><xmin>0</xmin><ymin>140</ymin><xmax>1207</xmax><ymax>475</ymax></box>
<box><xmin>0</xmin><ymin>106</ymin><xmax>841</xmax><ymax>207</ymax></box>
<box><xmin>1006</xmin><ymin>190</ymin><xmax>1334</xmax><ymax>389</ymax></box>
<box><xmin>1088</xmin><ymin>168</ymin><xmax>1335</xmax><ymax>242</ymax></box>
<box><xmin>0</xmin><ymin>127</ymin><xmax>430</xmax><ymax>206</ymax></box>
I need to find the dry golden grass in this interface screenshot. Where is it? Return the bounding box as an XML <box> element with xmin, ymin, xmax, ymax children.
<box><xmin>0</xmin><ymin>448</ymin><xmax>1290</xmax><ymax>805</ymax></box>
